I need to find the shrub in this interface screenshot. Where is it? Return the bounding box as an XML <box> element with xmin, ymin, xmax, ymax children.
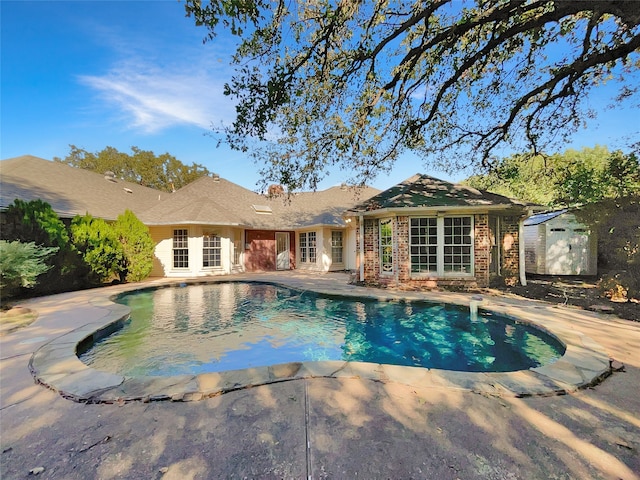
<box><xmin>0</xmin><ymin>240</ymin><xmax>58</xmax><ymax>300</ymax></box>
<box><xmin>1</xmin><ymin>199</ymin><xmax>89</xmax><ymax>294</ymax></box>
<box><xmin>576</xmin><ymin>196</ymin><xmax>640</xmax><ymax>301</ymax></box>
<box><xmin>70</xmin><ymin>214</ymin><xmax>124</xmax><ymax>283</ymax></box>
<box><xmin>112</xmin><ymin>210</ymin><xmax>155</xmax><ymax>282</ymax></box>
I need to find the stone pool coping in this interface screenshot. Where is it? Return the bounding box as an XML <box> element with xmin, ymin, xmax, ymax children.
<box><xmin>28</xmin><ymin>275</ymin><xmax>613</xmax><ymax>403</ymax></box>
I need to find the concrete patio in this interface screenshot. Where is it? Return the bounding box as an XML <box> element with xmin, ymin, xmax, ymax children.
<box><xmin>1</xmin><ymin>273</ymin><xmax>639</xmax><ymax>479</ymax></box>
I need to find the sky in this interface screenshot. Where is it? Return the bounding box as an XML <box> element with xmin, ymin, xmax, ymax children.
<box><xmin>2</xmin><ymin>1</ymin><xmax>639</xmax><ymax>192</ymax></box>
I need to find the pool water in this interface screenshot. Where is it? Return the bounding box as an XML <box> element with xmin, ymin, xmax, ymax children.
<box><xmin>79</xmin><ymin>282</ymin><xmax>565</xmax><ymax>376</ymax></box>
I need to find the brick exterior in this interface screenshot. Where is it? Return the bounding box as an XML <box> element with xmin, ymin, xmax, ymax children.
<box><xmin>500</xmin><ymin>216</ymin><xmax>521</xmax><ymax>286</ymax></box>
<box><xmin>357</xmin><ymin>213</ymin><xmax>520</xmax><ymax>290</ymax></box>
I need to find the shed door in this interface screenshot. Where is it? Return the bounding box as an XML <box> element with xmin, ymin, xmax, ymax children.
<box><xmin>570</xmin><ymin>229</ymin><xmax>590</xmax><ymax>274</ymax></box>
<box><xmin>276</xmin><ymin>232</ymin><xmax>290</xmax><ymax>270</ymax></box>
<box><xmin>547</xmin><ymin>227</ymin><xmax>590</xmax><ymax>275</ymax></box>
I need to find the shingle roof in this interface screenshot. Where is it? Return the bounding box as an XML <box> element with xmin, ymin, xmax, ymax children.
<box><xmin>346</xmin><ymin>174</ymin><xmax>527</xmax><ymax>214</ymax></box>
<box><xmin>0</xmin><ymin>155</ymin><xmax>164</xmax><ymax>220</ymax></box>
<box><xmin>138</xmin><ymin>176</ymin><xmax>380</xmax><ymax>229</ymax></box>
<box><xmin>1</xmin><ymin>155</ymin><xmax>380</xmax><ymax>229</ymax></box>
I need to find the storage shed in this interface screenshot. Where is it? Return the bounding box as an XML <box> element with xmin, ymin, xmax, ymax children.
<box><xmin>524</xmin><ymin>209</ymin><xmax>597</xmax><ymax>275</ymax></box>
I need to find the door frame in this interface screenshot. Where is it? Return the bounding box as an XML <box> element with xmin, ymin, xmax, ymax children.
<box><xmin>275</xmin><ymin>232</ymin><xmax>290</xmax><ymax>270</ymax></box>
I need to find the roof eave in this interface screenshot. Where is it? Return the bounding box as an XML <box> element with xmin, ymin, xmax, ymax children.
<box><xmin>344</xmin><ymin>204</ymin><xmax>527</xmax><ymax>217</ymax></box>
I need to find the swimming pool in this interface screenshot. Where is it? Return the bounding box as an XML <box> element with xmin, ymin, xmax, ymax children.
<box><xmin>78</xmin><ymin>282</ymin><xmax>564</xmax><ymax>376</ymax></box>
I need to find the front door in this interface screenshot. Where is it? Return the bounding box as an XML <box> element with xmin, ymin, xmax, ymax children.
<box><xmin>275</xmin><ymin>232</ymin><xmax>290</xmax><ymax>270</ymax></box>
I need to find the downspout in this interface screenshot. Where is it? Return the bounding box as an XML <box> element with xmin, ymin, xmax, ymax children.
<box><xmin>519</xmin><ymin>215</ymin><xmax>527</xmax><ymax>287</ymax></box>
<box><xmin>359</xmin><ymin>215</ymin><xmax>364</xmax><ymax>282</ymax></box>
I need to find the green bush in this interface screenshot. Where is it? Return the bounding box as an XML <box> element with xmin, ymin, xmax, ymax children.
<box><xmin>1</xmin><ymin>199</ymin><xmax>89</xmax><ymax>294</ymax></box>
<box><xmin>576</xmin><ymin>196</ymin><xmax>640</xmax><ymax>301</ymax></box>
<box><xmin>0</xmin><ymin>240</ymin><xmax>58</xmax><ymax>300</ymax></box>
<box><xmin>113</xmin><ymin>210</ymin><xmax>155</xmax><ymax>282</ymax></box>
<box><xmin>71</xmin><ymin>214</ymin><xmax>124</xmax><ymax>283</ymax></box>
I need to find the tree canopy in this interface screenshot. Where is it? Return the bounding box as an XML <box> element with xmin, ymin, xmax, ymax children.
<box><xmin>464</xmin><ymin>146</ymin><xmax>640</xmax><ymax>206</ymax></box>
<box><xmin>54</xmin><ymin>145</ymin><xmax>213</xmax><ymax>191</ymax></box>
<box><xmin>185</xmin><ymin>0</ymin><xmax>640</xmax><ymax>191</ymax></box>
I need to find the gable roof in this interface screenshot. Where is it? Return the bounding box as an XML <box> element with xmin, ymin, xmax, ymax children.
<box><xmin>346</xmin><ymin>174</ymin><xmax>527</xmax><ymax>215</ymax></box>
<box><xmin>0</xmin><ymin>155</ymin><xmax>164</xmax><ymax>220</ymax></box>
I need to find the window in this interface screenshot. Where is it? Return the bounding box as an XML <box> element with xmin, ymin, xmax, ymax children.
<box><xmin>380</xmin><ymin>219</ymin><xmax>394</xmax><ymax>273</ymax></box>
<box><xmin>233</xmin><ymin>239</ymin><xmax>241</xmax><ymax>266</ymax></box>
<box><xmin>331</xmin><ymin>231</ymin><xmax>343</xmax><ymax>263</ymax></box>
<box><xmin>299</xmin><ymin>231</ymin><xmax>317</xmax><ymax>263</ymax></box>
<box><xmin>410</xmin><ymin>217</ymin><xmax>437</xmax><ymax>273</ymax></box>
<box><xmin>173</xmin><ymin>229</ymin><xmax>189</xmax><ymax>269</ymax></box>
<box><xmin>443</xmin><ymin>217</ymin><xmax>472</xmax><ymax>273</ymax></box>
<box><xmin>409</xmin><ymin>216</ymin><xmax>473</xmax><ymax>276</ymax></box>
<box><xmin>203</xmin><ymin>232</ymin><xmax>222</xmax><ymax>268</ymax></box>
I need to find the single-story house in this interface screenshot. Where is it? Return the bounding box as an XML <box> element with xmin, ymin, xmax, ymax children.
<box><xmin>1</xmin><ymin>156</ymin><xmax>532</xmax><ymax>288</ymax></box>
<box><xmin>0</xmin><ymin>155</ymin><xmax>379</xmax><ymax>277</ymax></box>
<box><xmin>135</xmin><ymin>174</ymin><xmax>379</xmax><ymax>277</ymax></box>
<box><xmin>344</xmin><ymin>174</ymin><xmax>531</xmax><ymax>288</ymax></box>
<box><xmin>524</xmin><ymin>209</ymin><xmax>597</xmax><ymax>276</ymax></box>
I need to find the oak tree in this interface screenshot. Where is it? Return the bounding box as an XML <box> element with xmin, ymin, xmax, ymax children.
<box><xmin>55</xmin><ymin>145</ymin><xmax>213</xmax><ymax>191</ymax></box>
<box><xmin>185</xmin><ymin>0</ymin><xmax>640</xmax><ymax>191</ymax></box>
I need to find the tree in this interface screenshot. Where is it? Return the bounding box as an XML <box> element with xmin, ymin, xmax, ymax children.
<box><xmin>112</xmin><ymin>210</ymin><xmax>155</xmax><ymax>282</ymax></box>
<box><xmin>0</xmin><ymin>199</ymin><xmax>88</xmax><ymax>293</ymax></box>
<box><xmin>54</xmin><ymin>145</ymin><xmax>213</xmax><ymax>191</ymax></box>
<box><xmin>464</xmin><ymin>146</ymin><xmax>640</xmax><ymax>206</ymax></box>
<box><xmin>70</xmin><ymin>214</ymin><xmax>124</xmax><ymax>284</ymax></box>
<box><xmin>185</xmin><ymin>0</ymin><xmax>640</xmax><ymax>191</ymax></box>
<box><xmin>0</xmin><ymin>241</ymin><xmax>58</xmax><ymax>300</ymax></box>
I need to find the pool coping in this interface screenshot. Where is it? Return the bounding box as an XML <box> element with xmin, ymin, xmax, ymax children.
<box><xmin>28</xmin><ymin>276</ymin><xmax>613</xmax><ymax>403</ymax></box>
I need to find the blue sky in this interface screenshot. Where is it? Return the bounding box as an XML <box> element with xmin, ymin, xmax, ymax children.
<box><xmin>2</xmin><ymin>1</ymin><xmax>638</xmax><ymax>191</ymax></box>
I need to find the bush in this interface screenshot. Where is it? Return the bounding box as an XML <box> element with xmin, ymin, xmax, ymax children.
<box><xmin>576</xmin><ymin>196</ymin><xmax>640</xmax><ymax>301</ymax></box>
<box><xmin>1</xmin><ymin>199</ymin><xmax>89</xmax><ymax>294</ymax></box>
<box><xmin>0</xmin><ymin>240</ymin><xmax>58</xmax><ymax>300</ymax></box>
<box><xmin>112</xmin><ymin>210</ymin><xmax>155</xmax><ymax>282</ymax></box>
<box><xmin>70</xmin><ymin>214</ymin><xmax>124</xmax><ymax>283</ymax></box>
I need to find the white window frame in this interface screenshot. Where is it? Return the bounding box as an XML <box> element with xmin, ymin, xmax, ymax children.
<box><xmin>379</xmin><ymin>218</ymin><xmax>394</xmax><ymax>274</ymax></box>
<box><xmin>331</xmin><ymin>230</ymin><xmax>343</xmax><ymax>264</ymax></box>
<box><xmin>299</xmin><ymin>231</ymin><xmax>317</xmax><ymax>264</ymax></box>
<box><xmin>202</xmin><ymin>231</ymin><xmax>222</xmax><ymax>268</ymax></box>
<box><xmin>409</xmin><ymin>216</ymin><xmax>474</xmax><ymax>277</ymax></box>
<box><xmin>172</xmin><ymin>228</ymin><xmax>189</xmax><ymax>269</ymax></box>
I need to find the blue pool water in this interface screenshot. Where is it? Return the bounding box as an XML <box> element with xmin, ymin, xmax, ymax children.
<box><xmin>79</xmin><ymin>282</ymin><xmax>565</xmax><ymax>376</ymax></box>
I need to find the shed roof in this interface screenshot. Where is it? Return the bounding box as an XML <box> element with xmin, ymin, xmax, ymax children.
<box><xmin>0</xmin><ymin>155</ymin><xmax>164</xmax><ymax>220</ymax></box>
<box><xmin>523</xmin><ymin>209</ymin><xmax>569</xmax><ymax>226</ymax></box>
<box><xmin>346</xmin><ymin>174</ymin><xmax>526</xmax><ymax>214</ymax></box>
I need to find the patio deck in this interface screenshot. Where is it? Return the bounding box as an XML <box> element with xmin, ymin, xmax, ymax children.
<box><xmin>1</xmin><ymin>272</ymin><xmax>639</xmax><ymax>479</ymax></box>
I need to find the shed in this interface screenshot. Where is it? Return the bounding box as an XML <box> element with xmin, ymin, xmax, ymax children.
<box><xmin>524</xmin><ymin>210</ymin><xmax>597</xmax><ymax>275</ymax></box>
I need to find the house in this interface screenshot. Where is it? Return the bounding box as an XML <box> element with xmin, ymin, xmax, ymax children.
<box><xmin>0</xmin><ymin>155</ymin><xmax>379</xmax><ymax>277</ymax></box>
<box><xmin>344</xmin><ymin>174</ymin><xmax>531</xmax><ymax>288</ymax></box>
<box><xmin>1</xmin><ymin>157</ymin><xmax>533</xmax><ymax>287</ymax></box>
<box><xmin>524</xmin><ymin>209</ymin><xmax>597</xmax><ymax>276</ymax></box>
<box><xmin>136</xmin><ymin>174</ymin><xmax>379</xmax><ymax>277</ymax></box>
<box><xmin>0</xmin><ymin>155</ymin><xmax>163</xmax><ymax>220</ymax></box>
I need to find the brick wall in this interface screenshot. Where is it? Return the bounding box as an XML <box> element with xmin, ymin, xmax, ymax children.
<box><xmin>500</xmin><ymin>216</ymin><xmax>521</xmax><ymax>286</ymax></box>
<box><xmin>474</xmin><ymin>214</ymin><xmax>490</xmax><ymax>287</ymax></box>
<box><xmin>356</xmin><ymin>213</ymin><xmax>521</xmax><ymax>290</ymax></box>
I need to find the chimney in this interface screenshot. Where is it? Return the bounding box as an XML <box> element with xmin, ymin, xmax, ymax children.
<box><xmin>268</xmin><ymin>184</ymin><xmax>285</xmax><ymax>196</ymax></box>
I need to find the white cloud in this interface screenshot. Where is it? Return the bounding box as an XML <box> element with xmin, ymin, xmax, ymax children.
<box><xmin>79</xmin><ymin>59</ymin><xmax>235</xmax><ymax>133</ymax></box>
